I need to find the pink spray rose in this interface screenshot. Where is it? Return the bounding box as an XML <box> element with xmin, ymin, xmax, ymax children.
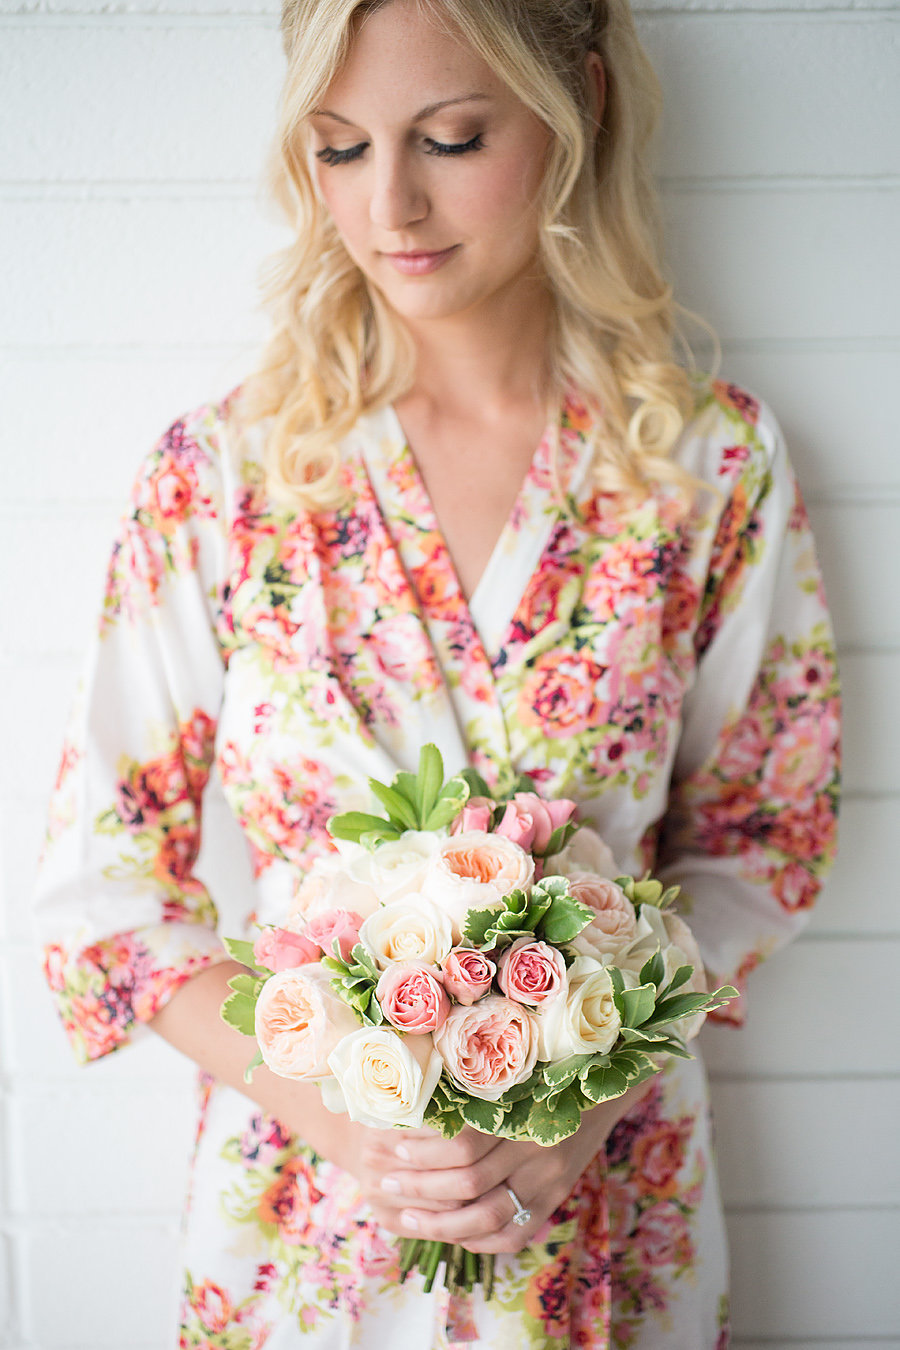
<box><xmin>497</xmin><ymin>937</ymin><xmax>567</xmax><ymax>1007</ymax></box>
<box><xmin>304</xmin><ymin>909</ymin><xmax>363</xmax><ymax>963</ymax></box>
<box><xmin>375</xmin><ymin>961</ymin><xmax>450</xmax><ymax>1034</ymax></box>
<box><xmin>451</xmin><ymin>796</ymin><xmax>496</xmax><ymax>835</ymax></box>
<box><xmin>440</xmin><ymin>947</ymin><xmax>496</xmax><ymax>1005</ymax></box>
<box><xmin>434</xmin><ymin>995</ymin><xmax>539</xmax><ymax>1101</ymax></box>
<box><xmin>253</xmin><ymin>926</ymin><xmax>320</xmax><ymax>972</ymax></box>
<box><xmin>495</xmin><ymin>792</ymin><xmax>578</xmax><ymax>854</ymax></box>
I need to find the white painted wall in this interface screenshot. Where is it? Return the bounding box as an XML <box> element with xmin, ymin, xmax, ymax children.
<box><xmin>2</xmin><ymin>0</ymin><xmax>898</xmax><ymax>1345</ymax></box>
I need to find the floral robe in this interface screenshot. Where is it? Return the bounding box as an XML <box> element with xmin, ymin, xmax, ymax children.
<box><xmin>34</xmin><ymin>378</ymin><xmax>840</xmax><ymax>1349</ymax></box>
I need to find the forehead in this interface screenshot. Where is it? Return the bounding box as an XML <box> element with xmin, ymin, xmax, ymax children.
<box><xmin>319</xmin><ymin>0</ymin><xmax>508</xmax><ymax>114</ymax></box>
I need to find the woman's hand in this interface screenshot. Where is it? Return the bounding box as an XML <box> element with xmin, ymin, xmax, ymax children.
<box><xmin>363</xmin><ymin>1080</ymin><xmax>653</xmax><ymax>1253</ymax></box>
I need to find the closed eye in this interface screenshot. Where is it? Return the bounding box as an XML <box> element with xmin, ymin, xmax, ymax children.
<box><xmin>315</xmin><ymin>133</ymin><xmax>485</xmax><ymax>167</ymax></box>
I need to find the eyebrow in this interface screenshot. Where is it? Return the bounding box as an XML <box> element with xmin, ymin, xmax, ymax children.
<box><xmin>311</xmin><ymin>93</ymin><xmax>492</xmax><ymax>126</ymax></box>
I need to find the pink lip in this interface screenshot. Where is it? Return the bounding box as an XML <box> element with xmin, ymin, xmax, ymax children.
<box><xmin>383</xmin><ymin>245</ymin><xmax>459</xmax><ymax>275</ymax></box>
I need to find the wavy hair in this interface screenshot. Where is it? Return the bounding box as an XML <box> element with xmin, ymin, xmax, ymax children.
<box><xmin>240</xmin><ymin>0</ymin><xmax>704</xmax><ymax>509</ymax></box>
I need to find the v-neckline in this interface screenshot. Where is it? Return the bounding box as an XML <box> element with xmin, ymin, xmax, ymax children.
<box><xmin>382</xmin><ymin>401</ymin><xmax>552</xmax><ymax>615</ymax></box>
<box><xmin>357</xmin><ymin>395</ymin><xmax>595</xmax><ymax>663</ymax></box>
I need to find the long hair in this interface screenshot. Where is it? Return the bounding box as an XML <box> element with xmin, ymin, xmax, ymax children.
<box><xmin>240</xmin><ymin>0</ymin><xmax>701</xmax><ymax>509</ymax></box>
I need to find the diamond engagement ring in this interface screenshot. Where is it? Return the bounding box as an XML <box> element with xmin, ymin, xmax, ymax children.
<box><xmin>506</xmin><ymin>1186</ymin><xmax>532</xmax><ymax>1227</ymax></box>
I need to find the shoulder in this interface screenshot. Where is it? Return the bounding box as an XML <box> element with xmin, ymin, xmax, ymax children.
<box><xmin>673</xmin><ymin>375</ymin><xmax>787</xmax><ymax>498</ymax></box>
<box><xmin>128</xmin><ymin>385</ymin><xmax>261</xmax><ymax>532</ymax></box>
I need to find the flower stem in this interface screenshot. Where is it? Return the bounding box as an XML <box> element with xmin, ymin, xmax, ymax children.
<box><xmin>421</xmin><ymin>1241</ymin><xmax>447</xmax><ymax>1293</ymax></box>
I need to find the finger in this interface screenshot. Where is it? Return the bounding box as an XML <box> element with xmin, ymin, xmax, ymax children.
<box><xmin>385</xmin><ymin>1126</ymin><xmax>500</xmax><ymax>1172</ymax></box>
<box><xmin>397</xmin><ymin>1182</ymin><xmax>535</xmax><ymax>1247</ymax></box>
<box><xmin>382</xmin><ymin>1149</ymin><xmax>514</xmax><ymax>1206</ymax></box>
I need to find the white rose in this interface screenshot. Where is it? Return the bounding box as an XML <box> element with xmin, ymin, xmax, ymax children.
<box><xmin>423</xmin><ymin>831</ymin><xmax>534</xmax><ymax>940</ymax></box>
<box><xmin>327</xmin><ymin>1025</ymin><xmax>443</xmax><ymax>1129</ymax></box>
<box><xmin>345</xmin><ymin>830</ymin><xmax>441</xmax><ymax>904</ymax></box>
<box><xmin>545</xmin><ymin>826</ymin><xmax>618</xmax><ymax>880</ymax></box>
<box><xmin>358</xmin><ymin>895</ymin><xmax>454</xmax><ymax>969</ymax></box>
<box><xmin>537</xmin><ymin>955</ymin><xmax>621</xmax><ymax>1060</ymax></box>
<box><xmin>288</xmin><ymin>852</ymin><xmax>380</xmax><ymax>926</ymax></box>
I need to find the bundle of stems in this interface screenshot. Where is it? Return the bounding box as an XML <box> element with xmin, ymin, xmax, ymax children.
<box><xmin>398</xmin><ymin>1239</ymin><xmax>495</xmax><ymax>1299</ymax></box>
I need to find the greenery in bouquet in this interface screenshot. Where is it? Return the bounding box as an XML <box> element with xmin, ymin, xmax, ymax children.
<box><xmin>220</xmin><ymin>745</ymin><xmax>736</xmax><ymax>1297</ymax></box>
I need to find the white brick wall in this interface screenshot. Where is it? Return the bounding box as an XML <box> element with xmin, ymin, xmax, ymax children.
<box><xmin>2</xmin><ymin>1</ymin><xmax>898</xmax><ymax>1345</ymax></box>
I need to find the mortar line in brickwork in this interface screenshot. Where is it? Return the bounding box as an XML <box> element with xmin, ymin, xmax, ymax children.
<box><xmin>1</xmin><ymin>173</ymin><xmax>898</xmax><ymax>202</ymax></box>
<box><xmin>0</xmin><ymin>5</ymin><xmax>896</xmax><ymax>25</ymax></box>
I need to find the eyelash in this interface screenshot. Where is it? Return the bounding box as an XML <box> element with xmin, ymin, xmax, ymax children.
<box><xmin>316</xmin><ymin>133</ymin><xmax>485</xmax><ymax>167</ymax></box>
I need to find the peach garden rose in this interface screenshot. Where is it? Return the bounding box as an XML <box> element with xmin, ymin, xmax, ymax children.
<box><xmin>424</xmin><ymin>831</ymin><xmax>534</xmax><ymax>939</ymax></box>
<box><xmin>434</xmin><ymin>995</ymin><xmax>539</xmax><ymax>1101</ymax></box>
<box><xmin>255</xmin><ymin>965</ymin><xmax>359</xmax><ymax>1080</ymax></box>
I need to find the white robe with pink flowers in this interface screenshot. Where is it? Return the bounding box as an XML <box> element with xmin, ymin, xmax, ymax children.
<box><xmin>34</xmin><ymin>377</ymin><xmax>840</xmax><ymax>1348</ymax></box>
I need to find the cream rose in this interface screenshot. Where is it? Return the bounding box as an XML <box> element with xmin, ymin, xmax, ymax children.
<box><xmin>254</xmin><ymin>966</ymin><xmax>359</xmax><ymax>1080</ymax></box>
<box><xmin>568</xmin><ymin>874</ymin><xmax>637</xmax><ymax>959</ymax></box>
<box><xmin>424</xmin><ymin>831</ymin><xmax>534</xmax><ymax>939</ymax></box>
<box><xmin>358</xmin><ymin>895</ymin><xmax>454</xmax><ymax>970</ymax></box>
<box><xmin>327</xmin><ymin>1025</ymin><xmax>443</xmax><ymax>1128</ymax></box>
<box><xmin>537</xmin><ymin>955</ymin><xmax>622</xmax><ymax>1060</ymax></box>
<box><xmin>434</xmin><ymin>995</ymin><xmax>539</xmax><ymax>1101</ymax></box>
<box><xmin>609</xmin><ymin>906</ymin><xmax>708</xmax><ymax>1041</ymax></box>
<box><xmin>288</xmin><ymin>852</ymin><xmax>380</xmax><ymax>926</ymax></box>
<box><xmin>545</xmin><ymin>826</ymin><xmax>618</xmax><ymax>880</ymax></box>
<box><xmin>344</xmin><ymin>831</ymin><xmax>441</xmax><ymax>904</ymax></box>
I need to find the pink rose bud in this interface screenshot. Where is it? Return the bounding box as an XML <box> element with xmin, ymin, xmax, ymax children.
<box><xmin>253</xmin><ymin>926</ymin><xmax>320</xmax><ymax>972</ymax></box>
<box><xmin>451</xmin><ymin>796</ymin><xmax>496</xmax><ymax>835</ymax></box>
<box><xmin>305</xmin><ymin>909</ymin><xmax>363</xmax><ymax>963</ymax></box>
<box><xmin>503</xmin><ymin>792</ymin><xmax>578</xmax><ymax>854</ymax></box>
<box><xmin>375</xmin><ymin>961</ymin><xmax>450</xmax><ymax>1034</ymax></box>
<box><xmin>441</xmin><ymin>947</ymin><xmax>497</xmax><ymax>1005</ymax></box>
<box><xmin>497</xmin><ymin>937</ymin><xmax>567</xmax><ymax>1006</ymax></box>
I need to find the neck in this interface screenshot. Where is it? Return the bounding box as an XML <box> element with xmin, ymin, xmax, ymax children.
<box><xmin>398</xmin><ymin>279</ymin><xmax>555</xmax><ymax>422</ymax></box>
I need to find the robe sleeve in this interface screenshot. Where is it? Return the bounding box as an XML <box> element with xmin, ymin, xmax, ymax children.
<box><xmin>33</xmin><ymin>411</ymin><xmax>234</xmax><ymax>1063</ymax></box>
<box><xmin>656</xmin><ymin>396</ymin><xmax>841</xmax><ymax>1025</ymax></box>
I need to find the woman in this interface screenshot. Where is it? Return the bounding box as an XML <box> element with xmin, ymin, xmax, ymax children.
<box><xmin>34</xmin><ymin>0</ymin><xmax>840</xmax><ymax>1346</ymax></box>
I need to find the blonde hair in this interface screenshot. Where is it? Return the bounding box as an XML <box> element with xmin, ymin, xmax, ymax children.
<box><xmin>241</xmin><ymin>0</ymin><xmax>702</xmax><ymax>510</ymax></box>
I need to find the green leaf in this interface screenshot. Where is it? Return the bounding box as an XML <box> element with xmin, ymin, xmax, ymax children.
<box><xmin>540</xmin><ymin>893</ymin><xmax>596</xmax><ymax>944</ymax></box>
<box><xmin>650</xmin><ymin>989</ymin><xmax>710</xmax><ymax>1025</ymax></box>
<box><xmin>391</xmin><ymin>770</ymin><xmax>420</xmax><ymax>809</ymax></box>
<box><xmin>639</xmin><ymin>948</ymin><xmax>666</xmax><ymax>989</ymax></box>
<box><xmin>368</xmin><ymin>779</ymin><xmax>419</xmax><ymax>832</ymax></box>
<box><xmin>494</xmin><ymin>1069</ymin><xmax>542</xmax><ymax>1106</ymax></box>
<box><xmin>220</xmin><ymin>990</ymin><xmax>258</xmax><ymax>1037</ymax></box>
<box><xmin>417</xmin><ymin>744</ymin><xmax>445</xmax><ymax>822</ymax></box>
<box><xmin>458</xmin><ymin>766</ymin><xmax>492</xmax><ymax>800</ymax></box>
<box><xmin>222</xmin><ymin>936</ymin><xmax>262</xmax><ymax>970</ymax></box>
<box><xmin>497</xmin><ymin>1097</ymin><xmax>534</xmax><ymax>1140</ymax></box>
<box><xmin>459</xmin><ymin>1096</ymin><xmax>506</xmax><ymax>1135</ymax></box>
<box><xmin>359</xmin><ymin>826</ymin><xmax>403</xmax><ymax>849</ymax></box>
<box><xmin>462</xmin><ymin>907</ymin><xmax>503</xmax><ymax>947</ymax></box>
<box><xmin>537</xmin><ymin>819</ymin><xmax>579</xmax><ymax>858</ymax></box>
<box><xmin>242</xmin><ymin>1048</ymin><xmax>264</xmax><ymax>1084</ymax></box>
<box><xmin>657</xmin><ymin>964</ymin><xmax>694</xmax><ymax>999</ymax></box>
<box><xmin>423</xmin><ymin>778</ymin><xmax>470</xmax><ymax>831</ymax></box>
<box><xmin>227</xmin><ymin>972</ymin><xmax>263</xmax><ymax>998</ymax></box>
<box><xmin>527</xmin><ymin>1086</ymin><xmax>581</xmax><ymax>1144</ymax></box>
<box><xmin>543</xmin><ymin>1054</ymin><xmax>594</xmax><ymax>1089</ymax></box>
<box><xmin>581</xmin><ymin>1062</ymin><xmax>629</xmax><ymax>1103</ymax></box>
<box><xmin>328</xmin><ymin>810</ymin><xmax>394</xmax><ymax>843</ymax></box>
<box><xmin>619</xmin><ymin>982</ymin><xmax>657</xmax><ymax>1028</ymax></box>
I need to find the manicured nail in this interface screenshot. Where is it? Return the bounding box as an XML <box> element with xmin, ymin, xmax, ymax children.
<box><xmin>402</xmin><ymin>1211</ymin><xmax>419</xmax><ymax>1231</ymax></box>
<box><xmin>395</xmin><ymin>1144</ymin><xmax>411</xmax><ymax>1162</ymax></box>
<box><xmin>380</xmin><ymin>1176</ymin><xmax>402</xmax><ymax>1193</ymax></box>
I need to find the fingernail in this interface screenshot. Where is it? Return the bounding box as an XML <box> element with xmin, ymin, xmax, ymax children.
<box><xmin>380</xmin><ymin>1176</ymin><xmax>402</xmax><ymax>1193</ymax></box>
<box><xmin>402</xmin><ymin>1211</ymin><xmax>419</xmax><ymax>1231</ymax></box>
<box><xmin>395</xmin><ymin>1144</ymin><xmax>411</xmax><ymax>1162</ymax></box>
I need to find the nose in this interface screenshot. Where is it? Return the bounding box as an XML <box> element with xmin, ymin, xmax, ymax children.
<box><xmin>368</xmin><ymin>149</ymin><xmax>428</xmax><ymax>232</ymax></box>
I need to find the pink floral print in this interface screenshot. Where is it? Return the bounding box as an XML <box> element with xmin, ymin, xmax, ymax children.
<box><xmin>34</xmin><ymin>377</ymin><xmax>838</xmax><ymax>1347</ymax></box>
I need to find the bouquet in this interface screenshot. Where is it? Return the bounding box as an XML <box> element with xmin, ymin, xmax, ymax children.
<box><xmin>220</xmin><ymin>746</ymin><xmax>736</xmax><ymax>1298</ymax></box>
